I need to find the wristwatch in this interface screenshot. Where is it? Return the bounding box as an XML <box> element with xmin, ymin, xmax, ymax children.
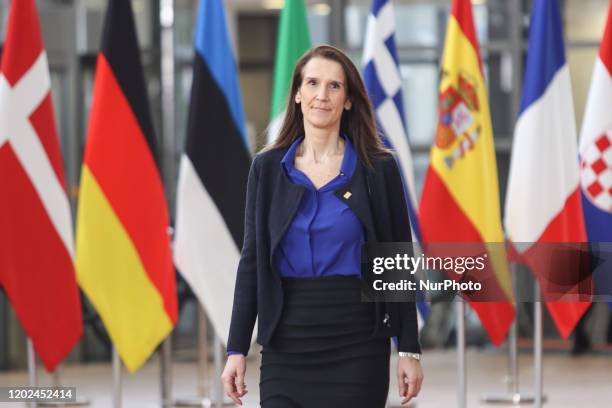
<box><xmin>398</xmin><ymin>352</ymin><xmax>421</xmax><ymax>361</ymax></box>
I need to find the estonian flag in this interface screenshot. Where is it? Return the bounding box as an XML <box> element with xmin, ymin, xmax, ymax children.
<box><xmin>173</xmin><ymin>0</ymin><xmax>251</xmax><ymax>343</ymax></box>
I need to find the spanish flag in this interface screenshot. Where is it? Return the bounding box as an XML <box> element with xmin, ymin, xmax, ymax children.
<box><xmin>75</xmin><ymin>0</ymin><xmax>177</xmax><ymax>372</ymax></box>
<box><xmin>419</xmin><ymin>0</ymin><xmax>514</xmax><ymax>346</ymax></box>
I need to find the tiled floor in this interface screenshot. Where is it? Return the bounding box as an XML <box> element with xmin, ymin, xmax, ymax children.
<box><xmin>0</xmin><ymin>348</ymin><xmax>610</xmax><ymax>407</ymax></box>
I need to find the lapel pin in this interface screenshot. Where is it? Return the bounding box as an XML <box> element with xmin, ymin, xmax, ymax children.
<box><xmin>343</xmin><ymin>191</ymin><xmax>352</xmax><ymax>199</ymax></box>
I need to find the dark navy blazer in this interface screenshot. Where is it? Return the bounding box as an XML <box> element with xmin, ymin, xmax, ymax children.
<box><xmin>227</xmin><ymin>145</ymin><xmax>421</xmax><ymax>356</ymax></box>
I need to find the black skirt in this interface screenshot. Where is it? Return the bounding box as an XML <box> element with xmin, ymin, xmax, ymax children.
<box><xmin>260</xmin><ymin>276</ymin><xmax>390</xmax><ymax>408</ymax></box>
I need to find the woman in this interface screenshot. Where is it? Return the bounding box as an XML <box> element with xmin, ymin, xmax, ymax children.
<box><xmin>221</xmin><ymin>45</ymin><xmax>423</xmax><ymax>407</ymax></box>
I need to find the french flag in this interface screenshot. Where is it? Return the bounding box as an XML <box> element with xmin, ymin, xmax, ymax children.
<box><xmin>504</xmin><ymin>0</ymin><xmax>590</xmax><ymax>338</ymax></box>
<box><xmin>578</xmin><ymin>2</ymin><xmax>612</xmax><ymax>305</ymax></box>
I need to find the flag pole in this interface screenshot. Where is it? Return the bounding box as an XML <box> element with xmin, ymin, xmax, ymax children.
<box><xmin>481</xmin><ymin>263</ymin><xmax>535</xmax><ymax>404</ymax></box>
<box><xmin>456</xmin><ymin>300</ymin><xmax>466</xmax><ymax>408</ymax></box>
<box><xmin>197</xmin><ymin>307</ymin><xmax>211</xmax><ymax>403</ymax></box>
<box><xmin>26</xmin><ymin>340</ymin><xmax>91</xmax><ymax>407</ymax></box>
<box><xmin>160</xmin><ymin>0</ymin><xmax>177</xmax><ymax>203</ymax></box>
<box><xmin>112</xmin><ymin>347</ymin><xmax>122</xmax><ymax>408</ymax></box>
<box><xmin>26</xmin><ymin>338</ymin><xmax>38</xmax><ymax>408</ymax></box>
<box><xmin>173</xmin><ymin>307</ymin><xmax>216</xmax><ymax>407</ymax></box>
<box><xmin>508</xmin><ymin>265</ymin><xmax>519</xmax><ymax>396</ymax></box>
<box><xmin>160</xmin><ymin>337</ymin><xmax>173</xmax><ymax>408</ymax></box>
<box><xmin>534</xmin><ymin>282</ymin><xmax>544</xmax><ymax>408</ymax></box>
<box><xmin>27</xmin><ymin>338</ymin><xmax>37</xmax><ymax>387</ymax></box>
<box><xmin>159</xmin><ymin>0</ymin><xmax>176</xmax><ymax>405</ymax></box>
<box><xmin>213</xmin><ymin>335</ymin><xmax>234</xmax><ymax>407</ymax></box>
<box><xmin>213</xmin><ymin>335</ymin><xmax>223</xmax><ymax>408</ymax></box>
<box><xmin>38</xmin><ymin>366</ymin><xmax>91</xmax><ymax>407</ymax></box>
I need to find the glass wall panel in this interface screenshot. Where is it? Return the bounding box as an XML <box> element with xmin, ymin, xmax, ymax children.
<box><xmin>486</xmin><ymin>52</ymin><xmax>515</xmax><ymax>138</ymax></box>
<box><xmin>400</xmin><ymin>63</ymin><xmax>438</xmax><ymax>147</ymax></box>
<box><xmin>567</xmin><ymin>47</ymin><xmax>599</xmax><ymax>130</ymax></box>
<box><xmin>345</xmin><ymin>0</ymin><xmax>497</xmax><ymax>48</ymax></box>
<box><xmin>412</xmin><ymin>153</ymin><xmax>430</xmax><ymax>199</ymax></box>
<box><xmin>50</xmin><ymin>69</ymin><xmax>69</xmax><ymax>166</ymax></box>
<box><xmin>564</xmin><ymin>0</ymin><xmax>609</xmax><ymax>42</ymax></box>
<box><xmin>175</xmin><ymin>64</ymin><xmax>193</xmax><ymax>155</ymax></box>
<box><xmin>308</xmin><ymin>4</ymin><xmax>330</xmax><ymax>45</ymax></box>
<box><xmin>175</xmin><ymin>0</ymin><xmax>197</xmax><ymax>54</ymax></box>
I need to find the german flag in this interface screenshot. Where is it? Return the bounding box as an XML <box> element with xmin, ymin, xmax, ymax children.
<box><xmin>75</xmin><ymin>0</ymin><xmax>177</xmax><ymax>372</ymax></box>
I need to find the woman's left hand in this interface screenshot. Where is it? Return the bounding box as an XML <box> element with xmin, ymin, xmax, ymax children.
<box><xmin>397</xmin><ymin>356</ymin><xmax>423</xmax><ymax>405</ymax></box>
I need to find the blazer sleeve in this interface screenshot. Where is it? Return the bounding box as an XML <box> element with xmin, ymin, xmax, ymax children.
<box><xmin>384</xmin><ymin>155</ymin><xmax>422</xmax><ymax>354</ymax></box>
<box><xmin>227</xmin><ymin>157</ymin><xmax>260</xmax><ymax>355</ymax></box>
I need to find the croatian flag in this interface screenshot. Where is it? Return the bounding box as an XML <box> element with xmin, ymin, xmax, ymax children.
<box><xmin>363</xmin><ymin>0</ymin><xmax>428</xmax><ymax>326</ymax></box>
<box><xmin>578</xmin><ymin>2</ymin><xmax>612</xmax><ymax>306</ymax></box>
<box><xmin>505</xmin><ymin>0</ymin><xmax>590</xmax><ymax>338</ymax></box>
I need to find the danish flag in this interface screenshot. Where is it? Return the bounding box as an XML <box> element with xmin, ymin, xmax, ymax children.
<box><xmin>0</xmin><ymin>0</ymin><xmax>82</xmax><ymax>371</ymax></box>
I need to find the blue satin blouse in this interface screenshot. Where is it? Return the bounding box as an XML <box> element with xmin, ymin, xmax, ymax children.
<box><xmin>275</xmin><ymin>134</ymin><xmax>364</xmax><ymax>278</ymax></box>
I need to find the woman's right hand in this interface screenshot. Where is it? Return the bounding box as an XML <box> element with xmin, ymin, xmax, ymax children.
<box><xmin>221</xmin><ymin>354</ymin><xmax>248</xmax><ymax>405</ymax></box>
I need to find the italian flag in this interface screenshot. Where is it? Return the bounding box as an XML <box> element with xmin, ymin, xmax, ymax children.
<box><xmin>267</xmin><ymin>0</ymin><xmax>311</xmax><ymax>144</ymax></box>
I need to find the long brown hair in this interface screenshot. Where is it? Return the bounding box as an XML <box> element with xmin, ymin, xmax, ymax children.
<box><xmin>266</xmin><ymin>45</ymin><xmax>389</xmax><ymax>167</ymax></box>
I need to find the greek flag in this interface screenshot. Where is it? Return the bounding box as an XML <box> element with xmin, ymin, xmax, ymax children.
<box><xmin>363</xmin><ymin>0</ymin><xmax>429</xmax><ymax>326</ymax></box>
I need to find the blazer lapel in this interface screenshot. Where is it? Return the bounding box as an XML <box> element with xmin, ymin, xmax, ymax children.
<box><xmin>268</xmin><ymin>170</ymin><xmax>305</xmax><ymax>262</ymax></box>
<box><xmin>335</xmin><ymin>162</ymin><xmax>378</xmax><ymax>242</ymax></box>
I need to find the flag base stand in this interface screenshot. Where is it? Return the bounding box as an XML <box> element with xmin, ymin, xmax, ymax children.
<box><xmin>481</xmin><ymin>265</ymin><xmax>549</xmax><ymax>406</ymax></box>
<box><xmin>457</xmin><ymin>301</ymin><xmax>466</xmax><ymax>408</ymax></box>
<box><xmin>483</xmin><ymin>283</ymin><xmax>547</xmax><ymax>407</ymax></box>
<box><xmin>112</xmin><ymin>347</ymin><xmax>122</xmax><ymax>408</ymax></box>
<box><xmin>171</xmin><ymin>311</ymin><xmax>234</xmax><ymax>408</ymax></box>
<box><xmin>26</xmin><ymin>339</ymin><xmax>91</xmax><ymax>407</ymax></box>
<box><xmin>480</xmin><ymin>392</ymin><xmax>546</xmax><ymax>404</ymax></box>
<box><xmin>173</xmin><ymin>397</ymin><xmax>213</xmax><ymax>407</ymax></box>
<box><xmin>387</xmin><ymin>401</ymin><xmax>418</xmax><ymax>408</ymax></box>
<box><xmin>36</xmin><ymin>400</ymin><xmax>91</xmax><ymax>407</ymax></box>
<box><xmin>172</xmin><ymin>398</ymin><xmax>233</xmax><ymax>407</ymax></box>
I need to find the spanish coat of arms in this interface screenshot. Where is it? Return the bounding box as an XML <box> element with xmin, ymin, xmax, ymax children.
<box><xmin>435</xmin><ymin>72</ymin><xmax>482</xmax><ymax>169</ymax></box>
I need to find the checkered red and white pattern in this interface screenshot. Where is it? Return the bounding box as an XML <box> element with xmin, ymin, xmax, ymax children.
<box><xmin>580</xmin><ymin>130</ymin><xmax>612</xmax><ymax>211</ymax></box>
